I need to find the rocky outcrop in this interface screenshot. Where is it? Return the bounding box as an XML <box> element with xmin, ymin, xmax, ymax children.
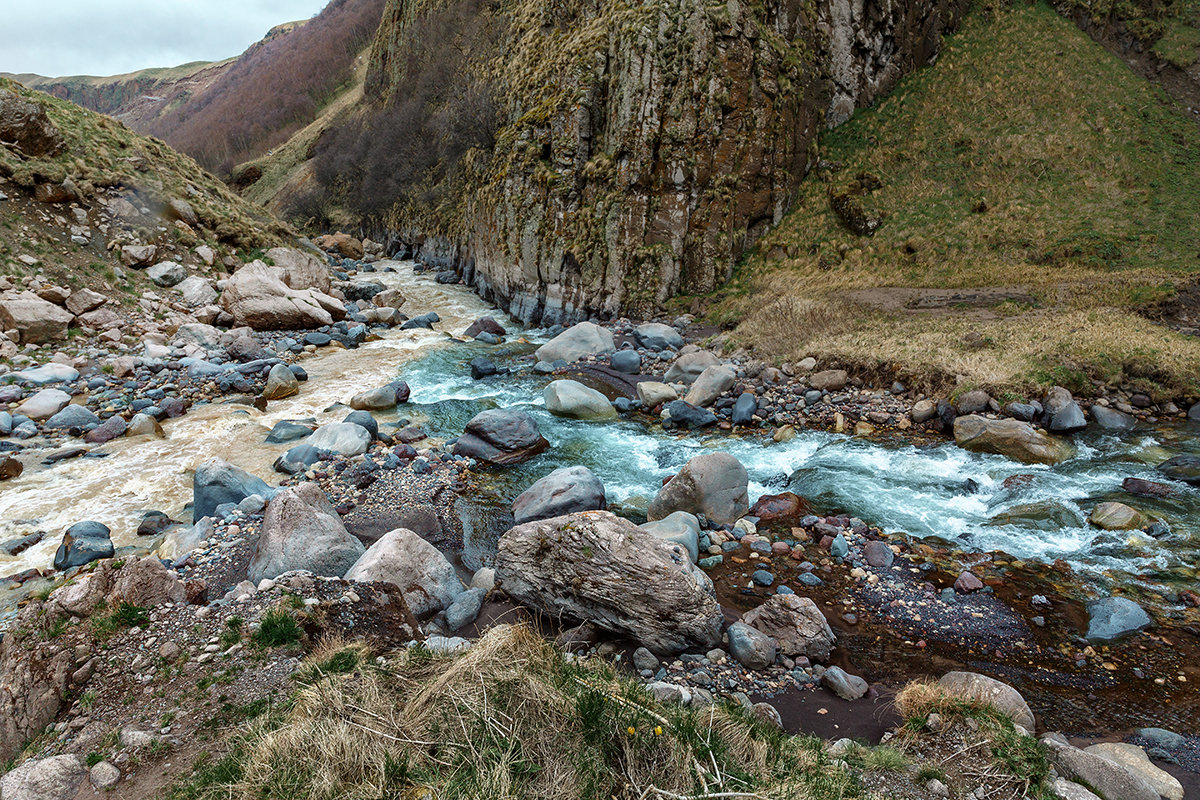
<box><xmin>249</xmin><ymin>482</ymin><xmax>365</xmax><ymax>583</ymax></box>
<box><xmin>219</xmin><ymin>260</ymin><xmax>344</xmax><ymax>331</ymax></box>
<box><xmin>0</xmin><ymin>607</ymin><xmax>84</xmax><ymax>761</ymax></box>
<box><xmin>496</xmin><ymin>511</ymin><xmax>723</xmax><ymax>653</ymax></box>
<box><xmin>368</xmin><ymin>0</ymin><xmax>966</xmax><ymax>323</ymax></box>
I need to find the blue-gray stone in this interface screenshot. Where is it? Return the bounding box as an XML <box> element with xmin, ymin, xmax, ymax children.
<box><xmin>698</xmin><ymin>555</ymin><xmax>723</xmax><ymax>568</ymax></box>
<box><xmin>445</xmin><ymin>587</ymin><xmax>485</xmax><ymax>631</ymax></box>
<box><xmin>274</xmin><ymin>444</ymin><xmax>329</xmax><ymax>475</ymax></box>
<box><xmin>265</xmin><ymin>421</ymin><xmax>313</xmax><ymax>444</ymax></box>
<box><xmin>776</xmin><ymin>585</ymin><xmax>795</xmax><ymax>595</ymax></box>
<box><xmin>732</xmin><ymin>392</ymin><xmax>757</xmax><ymax>425</ymax></box>
<box><xmin>610</xmin><ymin>350</ymin><xmax>642</xmax><ymax>374</ymax></box>
<box><xmin>54</xmin><ymin>521</ymin><xmax>114</xmax><ymax>571</ymax></box>
<box><xmin>830</xmin><ymin>533</ymin><xmax>849</xmax><ymax>559</ymax></box>
<box><xmin>44</xmin><ymin>404</ymin><xmax>100</xmax><ymax>430</ymax></box>
<box><xmin>751</xmin><ymin>569</ymin><xmax>774</xmax><ymax>586</ymax></box>
<box><xmin>797</xmin><ymin>572</ymin><xmax>824</xmax><ymax>587</ymax></box>
<box><xmin>1086</xmin><ymin>597</ymin><xmax>1152</xmax><ymax>642</ymax></box>
<box><xmin>343</xmin><ymin>410</ymin><xmax>378</xmax><ymax>439</ymax></box>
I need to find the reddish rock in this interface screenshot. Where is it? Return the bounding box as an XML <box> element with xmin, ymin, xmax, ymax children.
<box><xmin>1121</xmin><ymin>477</ymin><xmax>1174</xmax><ymax>498</ymax></box>
<box><xmin>749</xmin><ymin>491</ymin><xmax>813</xmax><ymax>521</ymax></box>
<box><xmin>954</xmin><ymin>570</ymin><xmax>984</xmax><ymax>593</ymax></box>
<box><xmin>1002</xmin><ymin>474</ymin><xmax>1036</xmax><ymax>491</ymax></box>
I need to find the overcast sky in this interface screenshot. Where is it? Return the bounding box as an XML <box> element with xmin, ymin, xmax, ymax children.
<box><xmin>1</xmin><ymin>0</ymin><xmax>330</xmax><ymax>77</ymax></box>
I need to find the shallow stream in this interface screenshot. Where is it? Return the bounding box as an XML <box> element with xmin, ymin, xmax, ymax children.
<box><xmin>2</xmin><ymin>261</ymin><xmax>1197</xmax><ymax>596</ymax></box>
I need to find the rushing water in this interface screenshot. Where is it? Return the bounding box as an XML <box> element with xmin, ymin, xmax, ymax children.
<box><xmin>2</xmin><ymin>261</ymin><xmax>1198</xmax><ymax>596</ymax></box>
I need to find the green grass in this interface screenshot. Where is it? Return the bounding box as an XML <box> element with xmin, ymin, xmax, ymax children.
<box><xmin>90</xmin><ymin>602</ymin><xmax>150</xmax><ymax>641</ymax></box>
<box><xmin>252</xmin><ymin>609</ymin><xmax>302</xmax><ymax>649</ymax></box>
<box><xmin>716</xmin><ymin>1</ymin><xmax>1200</xmax><ymax>398</ymax></box>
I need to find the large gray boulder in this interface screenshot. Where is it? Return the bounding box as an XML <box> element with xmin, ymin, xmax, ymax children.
<box><xmin>1043</xmin><ymin>386</ymin><xmax>1087</xmax><ymax>433</ymax></box>
<box><xmin>534</xmin><ymin>321</ymin><xmax>614</xmax><ymax>363</ymax></box>
<box><xmin>248</xmin><ymin>482</ymin><xmax>365</xmax><ymax>583</ymax></box>
<box><xmin>648</xmin><ymin>452</ymin><xmax>749</xmax><ymax>525</ymax></box>
<box><xmin>261</xmin><ymin>363</ymin><xmax>299</xmax><ymax>400</ymax></box>
<box><xmin>344</xmin><ymin>528</ymin><xmax>464</xmax><ymax>617</ymax></box>
<box><xmin>452</xmin><ymin>409</ymin><xmax>549</xmax><ymax>465</ymax></box>
<box><xmin>683</xmin><ymin>365</ymin><xmax>735</xmax><ymax>407</ymax></box>
<box><xmin>1042</xmin><ymin>737</ymin><xmax>1158</xmax><ymax>800</ymax></box>
<box><xmin>639</xmin><ymin>511</ymin><xmax>701</xmax><ymax>563</ymax></box>
<box><xmin>664</xmin><ymin>351</ymin><xmax>721</xmax><ymax>384</ymax></box>
<box><xmin>496</xmin><ymin>511</ymin><xmax>723</xmax><ymax>654</ymax></box>
<box><xmin>1084</xmin><ymin>743</ymin><xmax>1183</xmax><ymax>800</ymax></box>
<box><xmin>307</xmin><ymin>422</ymin><xmax>371</xmax><ymax>456</ymax></box>
<box><xmin>1157</xmin><ymin>454</ymin><xmax>1200</xmax><ymax>486</ymax></box>
<box><xmin>146</xmin><ymin>261</ymin><xmax>187</xmax><ymax>287</ymax></box>
<box><xmin>15</xmin><ymin>388</ymin><xmax>70</xmax><ymax>420</ymax></box>
<box><xmin>43</xmin><ymin>403</ymin><xmax>99</xmax><ymax>430</ymax></box>
<box><xmin>512</xmin><ymin>466</ymin><xmax>606</xmax><ymax>524</ymax></box>
<box><xmin>741</xmin><ymin>594</ymin><xmax>835</xmax><ymax>662</ymax></box>
<box><xmin>543</xmin><ymin>379</ymin><xmax>616</xmax><ymax>420</ymax></box>
<box><xmin>175</xmin><ymin>276</ymin><xmax>218</xmax><ymax>307</ymax></box>
<box><xmin>726</xmin><ymin>621</ymin><xmax>776</xmax><ymax>669</ymax></box>
<box><xmin>53</xmin><ymin>521</ymin><xmax>114</xmax><ymax>571</ymax></box>
<box><xmin>937</xmin><ymin>671</ymin><xmax>1035</xmax><ymax>730</ymax></box>
<box><xmin>953</xmin><ymin>415</ymin><xmax>1075</xmax><ymax>465</ymax></box>
<box><xmin>192</xmin><ymin>458</ymin><xmax>276</xmax><ymax>522</ymax></box>
<box><xmin>1086</xmin><ymin>597</ymin><xmax>1152</xmax><ymax>642</ymax></box>
<box><xmin>0</xmin><ymin>292</ymin><xmax>73</xmax><ymax>344</ymax></box>
<box><xmin>267</xmin><ymin>246</ymin><xmax>331</xmax><ymax>293</ymax></box>
<box><xmin>0</xmin><ymin>754</ymin><xmax>88</xmax><ymax>800</ymax></box>
<box><xmin>219</xmin><ymin>260</ymin><xmax>343</xmax><ymax>330</ymax></box>
<box><xmin>633</xmin><ymin>322</ymin><xmax>684</xmax><ymax>350</ymax></box>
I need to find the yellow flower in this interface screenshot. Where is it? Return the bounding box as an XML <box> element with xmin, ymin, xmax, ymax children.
<box><xmin>654</xmin><ymin>726</ymin><xmax>663</xmax><ymax>736</ymax></box>
<box><xmin>627</xmin><ymin>726</ymin><xmax>636</xmax><ymax>735</ymax></box>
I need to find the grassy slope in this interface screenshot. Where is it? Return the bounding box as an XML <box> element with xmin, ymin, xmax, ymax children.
<box><xmin>0</xmin><ymin>76</ymin><xmax>289</xmax><ymax>267</ymax></box>
<box><xmin>711</xmin><ymin>1</ymin><xmax>1200</xmax><ymax>399</ymax></box>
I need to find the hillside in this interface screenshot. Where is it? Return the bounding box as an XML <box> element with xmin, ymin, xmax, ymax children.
<box><xmin>137</xmin><ymin>0</ymin><xmax>387</xmax><ymax>175</ymax></box>
<box><xmin>707</xmin><ymin>1</ymin><xmax>1200</xmax><ymax>400</ymax></box>
<box><xmin>0</xmin><ymin>75</ymin><xmax>290</xmax><ymax>300</ymax></box>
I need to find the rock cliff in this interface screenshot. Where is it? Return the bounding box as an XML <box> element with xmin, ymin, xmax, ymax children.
<box><xmin>360</xmin><ymin>0</ymin><xmax>966</xmax><ymax>323</ymax></box>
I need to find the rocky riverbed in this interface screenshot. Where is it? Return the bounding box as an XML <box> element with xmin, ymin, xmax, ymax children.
<box><xmin>1</xmin><ymin>238</ymin><xmax>1197</xmax><ymax>800</ymax></box>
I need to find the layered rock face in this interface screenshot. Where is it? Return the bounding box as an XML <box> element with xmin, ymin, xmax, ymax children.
<box><xmin>371</xmin><ymin>0</ymin><xmax>965</xmax><ymax>324</ymax></box>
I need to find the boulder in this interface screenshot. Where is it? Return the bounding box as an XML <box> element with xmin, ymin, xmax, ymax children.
<box><xmin>265</xmin><ymin>421</ymin><xmax>313</xmax><ymax>444</ymax></box>
<box><xmin>953</xmin><ymin>415</ymin><xmax>1075</xmax><ymax>465</ymax></box>
<box><xmin>633</xmin><ymin>322</ymin><xmax>684</xmax><ymax>350</ymax></box>
<box><xmin>350</xmin><ymin>383</ymin><xmax>408</xmax><ymax>410</ymax></box>
<box><xmin>648</xmin><ymin>452</ymin><xmax>749</xmax><ymax>525</ymax></box>
<box><xmin>639</xmin><ymin>511</ymin><xmax>701</xmax><ymax>563</ymax></box>
<box><xmin>636</xmin><ymin>381</ymin><xmax>678</xmax><ymax>407</ymax></box>
<box><xmin>452</xmin><ymin>409</ymin><xmax>549</xmax><ymax>465</ymax></box>
<box><xmin>1086</xmin><ymin>597</ymin><xmax>1152</xmax><ymax>642</ymax></box>
<box><xmin>1043</xmin><ymin>738</ymin><xmax>1158</xmax><ymax>800</ymax></box>
<box><xmin>809</xmin><ymin>369</ymin><xmax>848</xmax><ymax>392</ymax></box>
<box><xmin>1084</xmin><ymin>743</ymin><xmax>1183</xmax><ymax>800</ymax></box>
<box><xmin>111</xmin><ymin>556</ymin><xmax>186</xmax><ymax>607</ymax></box>
<box><xmin>16</xmin><ymin>389</ymin><xmax>72</xmax><ymax>423</ymax></box>
<box><xmin>726</xmin><ymin>621</ymin><xmax>776</xmax><ymax>669</ymax></box>
<box><xmin>534</xmin><ymin>321</ymin><xmax>614</xmax><ymax>363</ymax></box>
<box><xmin>267</xmin><ymin>247</ymin><xmax>331</xmax><ymax>293</ymax></box>
<box><xmin>344</xmin><ymin>527</ymin><xmax>463</xmax><ymax>617</ymax></box>
<box><xmin>319</xmin><ymin>232</ymin><xmax>364</xmax><ymax>259</ymax></box>
<box><xmin>166</xmin><ymin>197</ymin><xmax>198</xmax><ymax>226</ymax></box>
<box><xmin>84</xmin><ymin>414</ymin><xmax>127</xmax><ymax>444</ymax></box>
<box><xmin>175</xmin><ymin>276</ymin><xmax>218</xmax><ymax>307</ymax></box>
<box><xmin>512</xmin><ymin>466</ymin><xmax>606</xmax><ymax>524</ymax></box>
<box><xmin>43</xmin><ymin>403</ymin><xmax>99</xmax><ymax>430</ymax></box>
<box><xmin>610</xmin><ymin>350</ymin><xmax>642</xmax><ymax>374</ymax></box>
<box><xmin>342</xmin><ymin>410</ymin><xmax>378</xmax><ymax>439</ymax></box>
<box><xmin>1122</xmin><ymin>477</ymin><xmax>1174</xmax><ymax>498</ymax></box>
<box><xmin>0</xmin><ymin>456</ymin><xmax>22</xmax><ymax>481</ymax></box>
<box><xmin>1043</xmin><ymin>386</ymin><xmax>1087</xmax><ymax>433</ymax></box>
<box><xmin>0</xmin><ymin>89</ymin><xmax>64</xmax><ymax>156</ymax></box>
<box><xmin>1088</xmin><ymin>501</ymin><xmax>1146</xmax><ymax>530</ymax></box>
<box><xmin>273</xmin><ymin>444</ymin><xmax>328</xmax><ymax>475</ymax></box>
<box><xmin>0</xmin><ymin>292</ymin><xmax>73</xmax><ymax>343</ymax></box>
<box><xmin>261</xmin><ymin>363</ymin><xmax>299</xmax><ymax>400</ymax></box>
<box><xmin>543</xmin><ymin>379</ymin><xmax>616</xmax><ymax>420</ymax></box>
<box><xmin>463</xmin><ymin>316</ymin><xmax>505</xmax><ymax>338</ymax></box>
<box><xmin>11</xmin><ymin>363</ymin><xmax>78</xmax><ymax>384</ymax></box>
<box><xmin>1090</xmin><ymin>405</ymin><xmax>1135</xmax><ymax>431</ymax></box>
<box><xmin>220</xmin><ymin>261</ymin><xmax>342</xmax><ymax>330</ymax></box>
<box><xmin>496</xmin><ymin>511</ymin><xmax>723</xmax><ymax>654</ymax></box>
<box><xmin>822</xmin><ymin>666</ymin><xmax>868</xmax><ymax>700</ymax></box>
<box><xmin>146</xmin><ymin>261</ymin><xmax>187</xmax><ymax>287</ymax></box>
<box><xmin>937</xmin><ymin>671</ymin><xmax>1035</xmax><ymax>730</ymax></box>
<box><xmin>248</xmin><ymin>482</ymin><xmax>365</xmax><ymax>583</ymax></box>
<box><xmin>683</xmin><ymin>365</ymin><xmax>735</xmax><ymax>407</ymax></box>
<box><xmin>1157</xmin><ymin>454</ymin><xmax>1200</xmax><ymax>486</ymax></box>
<box><xmin>120</xmin><ymin>244</ymin><xmax>157</xmax><ymax>266</ymax></box>
<box><xmin>192</xmin><ymin>458</ymin><xmax>276</xmax><ymax>522</ymax></box>
<box><xmin>126</xmin><ymin>413</ymin><xmax>164</xmax><ymax>438</ymax></box>
<box><xmin>0</xmin><ymin>754</ymin><xmax>88</xmax><ymax>800</ymax></box>
<box><xmin>987</xmin><ymin>500</ymin><xmax>1084</xmax><ymax>531</ymax></box>
<box><xmin>308</xmin><ymin>422</ymin><xmax>371</xmax><ymax>456</ymax></box>
<box><xmin>664</xmin><ymin>399</ymin><xmax>717</xmax><ymax>429</ymax></box>
<box><xmin>664</xmin><ymin>351</ymin><xmax>721</xmax><ymax>384</ymax></box>
<box><xmin>175</xmin><ymin>322</ymin><xmax>223</xmax><ymax>349</ymax></box>
<box><xmin>742</xmin><ymin>594</ymin><xmax>836</xmax><ymax>661</ymax></box>
<box><xmin>749</xmin><ymin>492</ymin><xmax>812</xmax><ymax>521</ymax></box>
<box><xmin>732</xmin><ymin>392</ymin><xmax>757</xmax><ymax>424</ymax></box>
<box><xmin>53</xmin><ymin>521</ymin><xmax>114</xmax><ymax>571</ymax></box>
<box><xmin>64</xmin><ymin>288</ymin><xmax>106</xmax><ymax>317</ymax></box>
<box><xmin>955</xmin><ymin>390</ymin><xmax>991</xmax><ymax>415</ymax></box>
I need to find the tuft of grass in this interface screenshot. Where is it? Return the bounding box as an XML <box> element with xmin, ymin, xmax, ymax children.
<box><xmin>90</xmin><ymin>602</ymin><xmax>149</xmax><ymax>641</ymax></box>
<box><xmin>252</xmin><ymin>609</ymin><xmax>302</xmax><ymax>649</ymax></box>
<box><xmin>718</xmin><ymin>1</ymin><xmax>1200</xmax><ymax>399</ymax></box>
<box><xmin>167</xmin><ymin>623</ymin><xmax>861</xmax><ymax>800</ymax></box>
<box><xmin>221</xmin><ymin>617</ymin><xmax>244</xmax><ymax>648</ymax></box>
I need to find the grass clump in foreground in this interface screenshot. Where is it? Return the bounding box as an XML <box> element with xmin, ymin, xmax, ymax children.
<box><xmin>715</xmin><ymin>1</ymin><xmax>1200</xmax><ymax>399</ymax></box>
<box><xmin>892</xmin><ymin>681</ymin><xmax>1053</xmax><ymax>799</ymax></box>
<box><xmin>168</xmin><ymin>624</ymin><xmax>864</xmax><ymax>800</ymax></box>
<box><xmin>252</xmin><ymin>608</ymin><xmax>302</xmax><ymax>649</ymax></box>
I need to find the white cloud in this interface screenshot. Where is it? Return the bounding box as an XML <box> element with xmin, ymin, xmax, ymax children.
<box><xmin>1</xmin><ymin>0</ymin><xmax>329</xmax><ymax>77</ymax></box>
